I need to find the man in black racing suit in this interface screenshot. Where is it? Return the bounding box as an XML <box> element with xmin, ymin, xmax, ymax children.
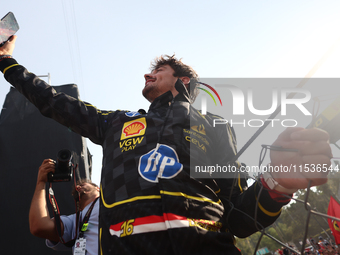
<box><xmin>0</xmin><ymin>37</ymin><xmax>332</xmax><ymax>254</ymax></box>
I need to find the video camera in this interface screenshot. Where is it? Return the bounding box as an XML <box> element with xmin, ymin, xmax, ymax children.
<box><xmin>48</xmin><ymin>149</ymin><xmax>73</xmax><ymax>182</ymax></box>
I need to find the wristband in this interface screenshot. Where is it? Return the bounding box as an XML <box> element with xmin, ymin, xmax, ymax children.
<box><xmin>262</xmin><ymin>171</ymin><xmax>298</xmax><ymax>194</ymax></box>
<box><xmin>0</xmin><ymin>55</ymin><xmax>12</xmax><ymax>61</ymax></box>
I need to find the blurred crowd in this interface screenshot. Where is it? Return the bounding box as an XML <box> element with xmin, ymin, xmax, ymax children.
<box><xmin>273</xmin><ymin>236</ymin><xmax>339</xmax><ymax>255</ymax></box>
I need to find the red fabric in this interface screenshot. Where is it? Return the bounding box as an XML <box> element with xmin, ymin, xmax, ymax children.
<box><xmin>327</xmin><ymin>196</ymin><xmax>340</xmax><ymax>244</ymax></box>
<box><xmin>260</xmin><ymin>176</ymin><xmax>292</xmax><ymax>203</ymax></box>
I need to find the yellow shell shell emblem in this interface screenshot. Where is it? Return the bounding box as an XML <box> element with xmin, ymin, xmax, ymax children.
<box><xmin>121</xmin><ymin>118</ymin><xmax>147</xmax><ymax>140</ymax></box>
<box><xmin>124</xmin><ymin>122</ymin><xmax>144</xmax><ymax>136</ymax></box>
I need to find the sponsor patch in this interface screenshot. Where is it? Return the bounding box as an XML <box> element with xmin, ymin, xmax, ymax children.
<box><xmin>185</xmin><ymin>136</ymin><xmax>206</xmax><ymax>152</ymax></box>
<box><xmin>121</xmin><ymin>118</ymin><xmax>147</xmax><ymax>140</ymax></box>
<box><xmin>125</xmin><ymin>111</ymin><xmax>141</xmax><ymax>117</ymax></box>
<box><xmin>109</xmin><ymin>214</ymin><xmax>221</xmax><ymax>237</ymax></box>
<box><xmin>138</xmin><ymin>144</ymin><xmax>183</xmax><ymax>182</ymax></box>
<box><xmin>119</xmin><ymin>136</ymin><xmax>144</xmax><ymax>152</ymax></box>
<box><xmin>183</xmin><ymin>129</ymin><xmax>209</xmax><ymax>145</ymax></box>
<box><xmin>191</xmin><ymin>124</ymin><xmax>206</xmax><ymax>135</ymax></box>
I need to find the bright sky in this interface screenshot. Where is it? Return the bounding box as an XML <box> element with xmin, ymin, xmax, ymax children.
<box><xmin>1</xmin><ymin>0</ymin><xmax>340</xmax><ymax>185</ymax></box>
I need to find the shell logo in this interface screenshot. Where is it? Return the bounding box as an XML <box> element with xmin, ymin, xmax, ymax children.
<box><xmin>124</xmin><ymin>122</ymin><xmax>145</xmax><ymax>136</ymax></box>
<box><xmin>121</xmin><ymin>117</ymin><xmax>147</xmax><ymax>140</ymax></box>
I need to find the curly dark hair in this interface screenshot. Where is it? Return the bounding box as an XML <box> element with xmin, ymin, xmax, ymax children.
<box><xmin>150</xmin><ymin>54</ymin><xmax>200</xmax><ymax>102</ymax></box>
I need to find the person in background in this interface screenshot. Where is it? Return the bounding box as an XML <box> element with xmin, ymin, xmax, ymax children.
<box><xmin>29</xmin><ymin>159</ymin><xmax>99</xmax><ymax>255</ymax></box>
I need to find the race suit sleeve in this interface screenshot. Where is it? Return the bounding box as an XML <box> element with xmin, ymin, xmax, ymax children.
<box><xmin>211</xmin><ymin>117</ymin><xmax>291</xmax><ymax>238</ymax></box>
<box><xmin>0</xmin><ymin>58</ymin><xmax>111</xmax><ymax>145</ymax></box>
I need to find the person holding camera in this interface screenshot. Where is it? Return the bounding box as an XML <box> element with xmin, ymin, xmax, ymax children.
<box><xmin>29</xmin><ymin>159</ymin><xmax>99</xmax><ymax>255</ymax></box>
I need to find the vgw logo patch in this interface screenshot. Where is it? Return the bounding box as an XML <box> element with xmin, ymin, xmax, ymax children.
<box><xmin>138</xmin><ymin>144</ymin><xmax>183</xmax><ymax>183</ymax></box>
<box><xmin>120</xmin><ymin>118</ymin><xmax>146</xmax><ymax>152</ymax></box>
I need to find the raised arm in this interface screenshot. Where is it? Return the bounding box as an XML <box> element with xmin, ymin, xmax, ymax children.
<box><xmin>0</xmin><ymin>36</ymin><xmax>115</xmax><ymax>145</ymax></box>
<box><xmin>29</xmin><ymin>159</ymin><xmax>62</xmax><ymax>242</ymax></box>
<box><xmin>214</xmin><ymin>124</ymin><xmax>332</xmax><ymax>238</ymax></box>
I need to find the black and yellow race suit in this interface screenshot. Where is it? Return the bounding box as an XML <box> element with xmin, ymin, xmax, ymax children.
<box><xmin>1</xmin><ymin>58</ymin><xmax>290</xmax><ymax>255</ymax></box>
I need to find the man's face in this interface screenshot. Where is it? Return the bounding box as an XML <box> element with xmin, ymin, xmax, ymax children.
<box><xmin>142</xmin><ymin>64</ymin><xmax>179</xmax><ymax>102</ymax></box>
<box><xmin>76</xmin><ymin>182</ymin><xmax>99</xmax><ymax>199</ymax></box>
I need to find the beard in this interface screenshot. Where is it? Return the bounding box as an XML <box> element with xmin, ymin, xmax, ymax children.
<box><xmin>142</xmin><ymin>84</ymin><xmax>157</xmax><ymax>102</ymax></box>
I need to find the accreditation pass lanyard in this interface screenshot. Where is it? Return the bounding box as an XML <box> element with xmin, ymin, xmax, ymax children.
<box><xmin>74</xmin><ymin>197</ymin><xmax>99</xmax><ymax>255</ymax></box>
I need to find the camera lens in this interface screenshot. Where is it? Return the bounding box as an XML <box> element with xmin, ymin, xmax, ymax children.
<box><xmin>48</xmin><ymin>149</ymin><xmax>73</xmax><ymax>182</ymax></box>
<box><xmin>57</xmin><ymin>150</ymin><xmax>71</xmax><ymax>161</ymax></box>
